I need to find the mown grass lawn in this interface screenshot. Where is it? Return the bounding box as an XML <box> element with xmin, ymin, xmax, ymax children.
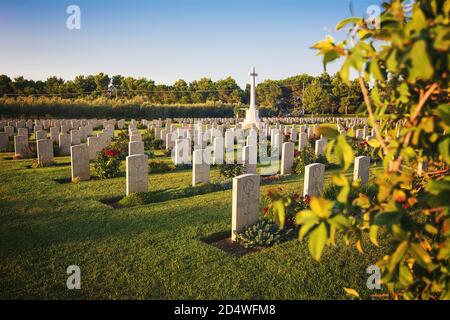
<box><xmin>0</xmin><ymin>151</ymin><xmax>388</xmax><ymax>299</ymax></box>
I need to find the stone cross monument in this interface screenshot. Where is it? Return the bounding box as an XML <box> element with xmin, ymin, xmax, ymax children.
<box><xmin>242</xmin><ymin>67</ymin><xmax>261</xmax><ymax>129</ymax></box>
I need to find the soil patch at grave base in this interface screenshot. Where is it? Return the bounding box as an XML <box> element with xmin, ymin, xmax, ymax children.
<box><xmin>201</xmin><ymin>231</ymin><xmax>260</xmax><ymax>257</ymax></box>
<box><xmin>99</xmin><ymin>196</ymin><xmax>124</xmax><ymax>209</ymax></box>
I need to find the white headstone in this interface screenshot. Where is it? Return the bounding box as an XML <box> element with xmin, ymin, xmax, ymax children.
<box><xmin>231</xmin><ymin>173</ymin><xmax>260</xmax><ymax>241</ymax></box>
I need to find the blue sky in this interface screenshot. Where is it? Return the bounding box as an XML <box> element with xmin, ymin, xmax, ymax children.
<box><xmin>0</xmin><ymin>0</ymin><xmax>382</xmax><ymax>87</ymax></box>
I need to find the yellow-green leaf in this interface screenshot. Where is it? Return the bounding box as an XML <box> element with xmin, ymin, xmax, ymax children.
<box><xmin>310</xmin><ymin>197</ymin><xmax>334</xmax><ymax>219</ymax></box>
<box><xmin>309</xmin><ymin>222</ymin><xmax>328</xmax><ymax>261</ymax></box>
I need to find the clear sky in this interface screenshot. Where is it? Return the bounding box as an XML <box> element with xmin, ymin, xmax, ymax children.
<box><xmin>0</xmin><ymin>0</ymin><xmax>382</xmax><ymax>88</ymax></box>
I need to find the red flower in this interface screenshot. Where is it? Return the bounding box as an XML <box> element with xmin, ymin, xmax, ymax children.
<box><xmin>262</xmin><ymin>207</ymin><xmax>268</xmax><ymax>215</ymax></box>
<box><xmin>104</xmin><ymin>148</ymin><xmax>119</xmax><ymax>158</ymax></box>
<box><xmin>304</xmin><ymin>195</ymin><xmax>310</xmax><ymax>205</ymax></box>
<box><xmin>402</xmin><ymin>203</ymin><xmax>409</xmax><ymax>209</ymax></box>
<box><xmin>294</xmin><ymin>150</ymin><xmax>301</xmax><ymax>158</ymax></box>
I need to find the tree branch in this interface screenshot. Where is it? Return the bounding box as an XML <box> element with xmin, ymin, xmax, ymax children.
<box><xmin>358</xmin><ymin>77</ymin><xmax>388</xmax><ymax>155</ymax></box>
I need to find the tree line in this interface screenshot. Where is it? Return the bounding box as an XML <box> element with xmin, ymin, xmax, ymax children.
<box><xmin>0</xmin><ymin>72</ymin><xmax>367</xmax><ymax>115</ymax></box>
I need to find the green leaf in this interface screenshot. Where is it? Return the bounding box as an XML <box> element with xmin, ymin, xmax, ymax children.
<box><xmin>316</xmin><ymin>126</ymin><xmax>339</xmax><ymax>139</ymax></box>
<box><xmin>408</xmin><ymin>40</ymin><xmax>434</xmax><ymax>83</ymax></box>
<box><xmin>310</xmin><ymin>197</ymin><xmax>334</xmax><ymax>219</ymax></box>
<box><xmin>340</xmin><ymin>57</ymin><xmax>351</xmax><ymax>83</ymax></box>
<box><xmin>296</xmin><ymin>210</ymin><xmax>319</xmax><ymax>225</ymax></box>
<box><xmin>335</xmin><ymin>17</ymin><xmax>360</xmax><ymax>30</ymax></box>
<box><xmin>388</xmin><ymin>240</ymin><xmax>408</xmax><ymax>272</ymax></box>
<box><xmin>369</xmin><ymin>225</ymin><xmax>379</xmax><ymax>247</ymax></box>
<box><xmin>370</xmin><ymin>58</ymin><xmax>384</xmax><ymax>81</ymax></box>
<box><xmin>273</xmin><ymin>200</ymin><xmax>286</xmax><ymax>229</ymax></box>
<box><xmin>399</xmin><ymin>264</ymin><xmax>414</xmax><ymax>287</ymax></box>
<box><xmin>343</xmin><ymin>287</ymin><xmax>360</xmax><ymax>299</ymax></box>
<box><xmin>332</xmin><ymin>135</ymin><xmax>354</xmax><ymax>171</ymax></box>
<box><xmin>299</xmin><ymin>222</ymin><xmax>317</xmax><ymax>241</ymax></box>
<box><xmin>410</xmin><ymin>243</ymin><xmax>433</xmax><ymax>271</ymax></box>
<box><xmin>438</xmin><ymin>137</ymin><xmax>450</xmax><ymax>164</ymax></box>
<box><xmin>328</xmin><ymin>214</ymin><xmax>350</xmax><ymax>230</ymax></box>
<box><xmin>435</xmin><ymin>104</ymin><xmax>450</xmax><ymax>127</ymax></box>
<box><xmin>332</xmin><ymin>173</ymin><xmax>350</xmax><ymax>203</ymax></box>
<box><xmin>309</xmin><ymin>222</ymin><xmax>328</xmax><ymax>261</ymax></box>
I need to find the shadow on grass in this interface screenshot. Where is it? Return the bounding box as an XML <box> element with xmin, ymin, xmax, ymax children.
<box><xmin>200</xmin><ymin>230</ymin><xmax>260</xmax><ymax>257</ymax></box>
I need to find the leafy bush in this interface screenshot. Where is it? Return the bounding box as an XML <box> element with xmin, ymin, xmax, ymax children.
<box><xmin>300</xmin><ymin>0</ymin><xmax>450</xmax><ymax>299</ymax></box>
<box><xmin>152</xmin><ymin>139</ymin><xmax>164</xmax><ymax>150</ymax></box>
<box><xmin>263</xmin><ymin>188</ymin><xmax>310</xmax><ymax>229</ymax></box>
<box><xmin>292</xmin><ymin>146</ymin><xmax>316</xmax><ymax>175</ymax></box>
<box><xmin>234</xmin><ymin>220</ymin><xmax>294</xmax><ymax>248</ymax></box>
<box><xmin>110</xmin><ymin>130</ymin><xmax>129</xmax><ymax>160</ymax></box>
<box><xmin>142</xmin><ymin>130</ymin><xmax>155</xmax><ymax>150</ymax></box>
<box><xmin>218</xmin><ymin>163</ymin><xmax>246</xmax><ymax>179</ymax></box>
<box><xmin>94</xmin><ymin>147</ymin><xmax>121</xmax><ymax>179</ymax></box>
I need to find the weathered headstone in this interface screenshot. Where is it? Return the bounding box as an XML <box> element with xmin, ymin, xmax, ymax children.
<box><xmin>231</xmin><ymin>173</ymin><xmax>260</xmax><ymax>241</ymax></box>
<box><xmin>213</xmin><ymin>136</ymin><xmax>224</xmax><ymax>165</ymax></box>
<box><xmin>243</xmin><ymin>145</ymin><xmax>257</xmax><ymax>174</ymax></box>
<box><xmin>4</xmin><ymin>126</ymin><xmax>14</xmax><ymax>137</ymax></box>
<box><xmin>35</xmin><ymin>130</ymin><xmax>47</xmax><ymax>141</ymax></box>
<box><xmin>59</xmin><ymin>133</ymin><xmax>71</xmax><ymax>156</ymax></box>
<box><xmin>353</xmin><ymin>156</ymin><xmax>370</xmax><ymax>185</ymax></box>
<box><xmin>281</xmin><ymin>142</ymin><xmax>294</xmax><ymax>175</ymax></box>
<box><xmin>298</xmin><ymin>132</ymin><xmax>307</xmax><ymax>151</ymax></box>
<box><xmin>174</xmin><ymin>139</ymin><xmax>190</xmax><ymax>165</ymax></box>
<box><xmin>71</xmin><ymin>144</ymin><xmax>90</xmax><ymax>181</ymax></box>
<box><xmin>192</xmin><ymin>149</ymin><xmax>210</xmax><ymax>186</ymax></box>
<box><xmin>126</xmin><ymin>154</ymin><xmax>148</xmax><ymax>195</ymax></box>
<box><xmin>50</xmin><ymin>127</ymin><xmax>60</xmax><ymax>142</ymax></box>
<box><xmin>71</xmin><ymin>130</ymin><xmax>81</xmax><ymax>145</ymax></box>
<box><xmin>130</xmin><ymin>134</ymin><xmax>142</xmax><ymax>142</ymax></box>
<box><xmin>0</xmin><ymin>132</ymin><xmax>8</xmax><ymax>151</ymax></box>
<box><xmin>315</xmin><ymin>138</ymin><xmax>327</xmax><ymax>156</ymax></box>
<box><xmin>18</xmin><ymin>128</ymin><xmax>28</xmax><ymax>137</ymax></box>
<box><xmin>87</xmin><ymin>136</ymin><xmax>101</xmax><ymax>160</ymax></box>
<box><xmin>37</xmin><ymin>139</ymin><xmax>54</xmax><ymax>166</ymax></box>
<box><xmin>14</xmin><ymin>135</ymin><xmax>28</xmax><ymax>157</ymax></box>
<box><xmin>303</xmin><ymin>163</ymin><xmax>325</xmax><ymax>197</ymax></box>
<box><xmin>129</xmin><ymin>141</ymin><xmax>144</xmax><ymax>156</ymax></box>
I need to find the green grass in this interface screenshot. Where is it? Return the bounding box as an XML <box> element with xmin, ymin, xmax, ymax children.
<box><xmin>0</xmin><ymin>152</ymin><xmax>388</xmax><ymax>300</ymax></box>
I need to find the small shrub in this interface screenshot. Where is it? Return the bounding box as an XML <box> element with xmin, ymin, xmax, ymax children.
<box><xmin>218</xmin><ymin>163</ymin><xmax>246</xmax><ymax>179</ymax></box>
<box><xmin>152</xmin><ymin>139</ymin><xmax>164</xmax><ymax>149</ymax></box>
<box><xmin>292</xmin><ymin>146</ymin><xmax>315</xmax><ymax>175</ymax></box>
<box><xmin>234</xmin><ymin>220</ymin><xmax>294</xmax><ymax>248</ymax></box>
<box><xmin>94</xmin><ymin>147</ymin><xmax>121</xmax><ymax>179</ymax></box>
<box><xmin>263</xmin><ymin>188</ymin><xmax>310</xmax><ymax>229</ymax></box>
<box><xmin>142</xmin><ymin>130</ymin><xmax>156</xmax><ymax>150</ymax></box>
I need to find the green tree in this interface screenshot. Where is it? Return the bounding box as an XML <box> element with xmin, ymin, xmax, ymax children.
<box><xmin>302</xmin><ymin>79</ymin><xmax>331</xmax><ymax>114</ymax></box>
<box><xmin>93</xmin><ymin>73</ymin><xmax>110</xmax><ymax>96</ymax></box>
<box><xmin>0</xmin><ymin>75</ymin><xmax>15</xmax><ymax>95</ymax></box>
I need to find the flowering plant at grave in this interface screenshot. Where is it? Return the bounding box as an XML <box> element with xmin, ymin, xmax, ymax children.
<box><xmin>296</xmin><ymin>0</ymin><xmax>450</xmax><ymax>299</ymax></box>
<box><xmin>263</xmin><ymin>188</ymin><xmax>310</xmax><ymax>229</ymax></box>
<box><xmin>93</xmin><ymin>147</ymin><xmax>121</xmax><ymax>179</ymax></box>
